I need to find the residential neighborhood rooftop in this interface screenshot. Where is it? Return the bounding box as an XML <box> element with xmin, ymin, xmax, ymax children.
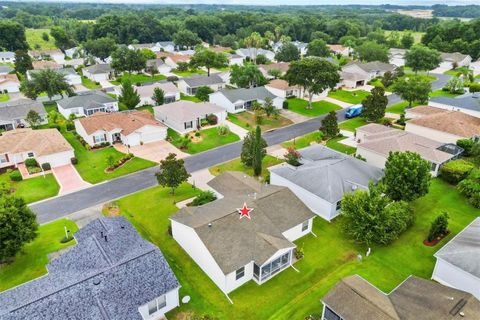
<box><xmin>0</xmin><ymin>99</ymin><xmax>46</xmax><ymax>121</ymax></box>
<box><xmin>441</xmin><ymin>52</ymin><xmax>471</xmax><ymax>62</ymax></box>
<box><xmin>346</xmin><ymin>61</ymin><xmax>396</xmax><ymax>73</ymax></box>
<box><xmin>153</xmin><ymin>100</ymin><xmax>224</xmax><ymax>123</ymax></box>
<box><xmin>181</xmin><ymin>74</ymin><xmax>224</xmax><ymax>87</ymax></box>
<box><xmin>215</xmin><ymin>86</ymin><xmax>277</xmax><ymax>103</ymax></box>
<box><xmin>258</xmin><ymin>62</ymin><xmax>290</xmax><ymax>73</ymax></box>
<box><xmin>170</xmin><ymin>171</ymin><xmax>315</xmax><ymax>274</ymax></box>
<box><xmin>77</xmin><ymin>110</ymin><xmax>164</xmax><ymax>135</ymax></box>
<box><xmin>430</xmin><ymin>94</ymin><xmax>480</xmax><ymax>113</ymax></box>
<box><xmin>322</xmin><ymin>275</ymin><xmax>480</xmax><ymax>320</ymax></box>
<box><xmin>0</xmin><ymin>217</ymin><xmax>179</xmax><ymax>320</ymax></box>
<box><xmin>83</xmin><ymin>63</ymin><xmax>112</xmax><ymax>74</ymax></box>
<box><xmin>0</xmin><ymin>66</ymin><xmax>13</xmax><ymax>74</ymax></box>
<box><xmin>0</xmin><ymin>51</ymin><xmax>14</xmax><ymax>59</ymax></box>
<box><xmin>270</xmin><ymin>145</ymin><xmax>384</xmax><ymax>203</ymax></box>
<box><xmin>434</xmin><ymin>217</ymin><xmax>480</xmax><ymax>279</ymax></box>
<box><xmin>408</xmin><ymin>109</ymin><xmax>480</xmax><ymax>138</ymax></box>
<box><xmin>32</xmin><ymin>60</ymin><xmax>61</xmax><ymax>70</ymax></box>
<box><xmin>266</xmin><ymin>79</ymin><xmax>297</xmax><ymax>90</ymax></box>
<box><xmin>57</xmin><ymin>91</ymin><xmax>116</xmax><ymax>110</ymax></box>
<box><xmin>134</xmin><ymin>82</ymin><xmax>179</xmax><ymax>98</ymax></box>
<box><xmin>0</xmin><ymin>128</ymin><xmax>72</xmax><ymax>157</ymax></box>
<box><xmin>0</xmin><ymin>74</ymin><xmax>20</xmax><ymax>86</ymax></box>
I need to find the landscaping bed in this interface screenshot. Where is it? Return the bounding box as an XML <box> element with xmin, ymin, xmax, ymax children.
<box><xmin>0</xmin><ymin>170</ymin><xmax>59</xmax><ymax>204</ymax></box>
<box><xmin>227</xmin><ymin>111</ymin><xmax>293</xmax><ymax>131</ymax></box>
<box><xmin>168</xmin><ymin>127</ymin><xmax>240</xmax><ymax>154</ymax></box>
<box><xmin>281</xmin><ymin>131</ymin><xmax>323</xmax><ymax>150</ymax></box>
<box><xmin>209</xmin><ymin>155</ymin><xmax>283</xmax><ymax>181</ymax></box>
<box><xmin>285</xmin><ymin>98</ymin><xmax>342</xmax><ymax>117</ymax></box>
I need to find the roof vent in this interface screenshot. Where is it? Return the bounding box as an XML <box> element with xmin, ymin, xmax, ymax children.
<box><xmin>208</xmin><ymin>223</ymin><xmax>212</xmax><ymax>228</ymax></box>
<box><xmin>459</xmin><ymin>312</ymin><xmax>465</xmax><ymax>317</ymax></box>
<box><xmin>93</xmin><ymin>279</ymin><xmax>101</xmax><ymax>285</ymax></box>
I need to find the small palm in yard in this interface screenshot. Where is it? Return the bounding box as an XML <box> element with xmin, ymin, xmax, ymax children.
<box><xmin>155</xmin><ymin>153</ymin><xmax>190</xmax><ymax>195</ymax></box>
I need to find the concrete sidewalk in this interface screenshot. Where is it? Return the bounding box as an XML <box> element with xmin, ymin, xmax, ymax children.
<box><xmin>225</xmin><ymin>120</ymin><xmax>249</xmax><ymax>139</ymax></box>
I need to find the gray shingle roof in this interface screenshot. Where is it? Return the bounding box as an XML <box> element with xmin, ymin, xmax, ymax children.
<box><xmin>153</xmin><ymin>100</ymin><xmax>224</xmax><ymax>123</ymax></box>
<box><xmin>441</xmin><ymin>52</ymin><xmax>470</xmax><ymax>63</ymax></box>
<box><xmin>344</xmin><ymin>61</ymin><xmax>396</xmax><ymax>74</ymax></box>
<box><xmin>0</xmin><ymin>66</ymin><xmax>13</xmax><ymax>74</ymax></box>
<box><xmin>430</xmin><ymin>94</ymin><xmax>480</xmax><ymax>113</ymax></box>
<box><xmin>322</xmin><ymin>275</ymin><xmax>480</xmax><ymax>320</ymax></box>
<box><xmin>270</xmin><ymin>145</ymin><xmax>384</xmax><ymax>203</ymax></box>
<box><xmin>181</xmin><ymin>74</ymin><xmax>224</xmax><ymax>88</ymax></box>
<box><xmin>216</xmin><ymin>87</ymin><xmax>278</xmax><ymax>104</ymax></box>
<box><xmin>0</xmin><ymin>99</ymin><xmax>46</xmax><ymax>121</ymax></box>
<box><xmin>0</xmin><ymin>217</ymin><xmax>179</xmax><ymax>320</ymax></box>
<box><xmin>29</xmin><ymin>68</ymin><xmax>78</xmax><ymax>77</ymax></box>
<box><xmin>170</xmin><ymin>172</ymin><xmax>315</xmax><ymax>274</ymax></box>
<box><xmin>434</xmin><ymin>217</ymin><xmax>480</xmax><ymax>279</ymax></box>
<box><xmin>0</xmin><ymin>52</ymin><xmax>14</xmax><ymax>59</ymax></box>
<box><xmin>83</xmin><ymin>63</ymin><xmax>112</xmax><ymax>75</ymax></box>
<box><xmin>57</xmin><ymin>91</ymin><xmax>116</xmax><ymax>110</ymax></box>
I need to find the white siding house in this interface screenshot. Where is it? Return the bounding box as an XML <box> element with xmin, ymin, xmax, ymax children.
<box><xmin>177</xmin><ymin>74</ymin><xmax>225</xmax><ymax>96</ymax></box>
<box><xmin>209</xmin><ymin>87</ymin><xmax>284</xmax><ymax>114</ymax></box>
<box><xmin>82</xmin><ymin>64</ymin><xmax>113</xmax><ymax>82</ymax></box>
<box><xmin>57</xmin><ymin>91</ymin><xmax>119</xmax><ymax>118</ymax></box>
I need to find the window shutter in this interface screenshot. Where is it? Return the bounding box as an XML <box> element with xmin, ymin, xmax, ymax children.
<box><xmin>93</xmin><ymin>136</ymin><xmax>96</xmax><ymax>143</ymax></box>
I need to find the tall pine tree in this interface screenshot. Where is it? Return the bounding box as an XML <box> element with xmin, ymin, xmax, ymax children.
<box><xmin>320</xmin><ymin>111</ymin><xmax>339</xmax><ymax>138</ymax></box>
<box><xmin>119</xmin><ymin>79</ymin><xmax>140</xmax><ymax>110</ymax></box>
<box><xmin>252</xmin><ymin>126</ymin><xmax>264</xmax><ymax>176</ymax></box>
<box><xmin>362</xmin><ymin>86</ymin><xmax>387</xmax><ymax>122</ymax></box>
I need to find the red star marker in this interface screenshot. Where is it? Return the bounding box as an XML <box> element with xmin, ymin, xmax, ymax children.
<box><xmin>237</xmin><ymin>202</ymin><xmax>253</xmax><ymax>220</ymax></box>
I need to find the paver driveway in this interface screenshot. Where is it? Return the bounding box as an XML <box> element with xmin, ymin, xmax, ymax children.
<box><xmin>52</xmin><ymin>164</ymin><xmax>90</xmax><ymax>195</ymax></box>
<box><xmin>114</xmin><ymin>141</ymin><xmax>188</xmax><ymax>163</ymax></box>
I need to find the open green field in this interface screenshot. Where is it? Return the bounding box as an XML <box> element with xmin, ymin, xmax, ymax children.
<box><xmin>327</xmin><ymin>90</ymin><xmax>370</xmax><ymax>104</ymax></box>
<box><xmin>227</xmin><ymin>111</ymin><xmax>293</xmax><ymax>131</ymax></box>
<box><xmin>209</xmin><ymin>155</ymin><xmax>283</xmax><ymax>181</ymax></box>
<box><xmin>110</xmin><ymin>170</ymin><xmax>479</xmax><ymax>320</ymax></box>
<box><xmin>168</xmin><ymin>127</ymin><xmax>240</xmax><ymax>155</ymax></box>
<box><xmin>25</xmin><ymin>28</ymin><xmax>57</xmax><ymax>50</ymax></box>
<box><xmin>63</xmin><ymin>132</ymin><xmax>156</xmax><ymax>184</ymax></box>
<box><xmin>0</xmin><ymin>172</ymin><xmax>59</xmax><ymax>204</ymax></box>
<box><xmin>384</xmin><ymin>30</ymin><xmax>425</xmax><ymax>44</ymax></box>
<box><xmin>110</xmin><ymin>73</ymin><xmax>167</xmax><ymax>85</ymax></box>
<box><xmin>0</xmin><ymin>219</ymin><xmax>78</xmax><ymax>292</ymax></box>
<box><xmin>286</xmin><ymin>98</ymin><xmax>342</xmax><ymax>117</ymax></box>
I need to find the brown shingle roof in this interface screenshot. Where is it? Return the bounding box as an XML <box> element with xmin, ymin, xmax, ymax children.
<box><xmin>77</xmin><ymin>111</ymin><xmax>165</xmax><ymax>136</ymax></box>
<box><xmin>266</xmin><ymin>79</ymin><xmax>298</xmax><ymax>91</ymax></box>
<box><xmin>0</xmin><ymin>74</ymin><xmax>19</xmax><ymax>85</ymax></box>
<box><xmin>32</xmin><ymin>61</ymin><xmax>62</xmax><ymax>70</ymax></box>
<box><xmin>406</xmin><ymin>106</ymin><xmax>447</xmax><ymax>116</ymax></box>
<box><xmin>327</xmin><ymin>44</ymin><xmax>348</xmax><ymax>52</ymax></box>
<box><xmin>408</xmin><ymin>110</ymin><xmax>480</xmax><ymax>138</ymax></box>
<box><xmin>258</xmin><ymin>62</ymin><xmax>290</xmax><ymax>73</ymax></box>
<box><xmin>168</xmin><ymin>54</ymin><xmax>192</xmax><ymax>63</ymax></box>
<box><xmin>0</xmin><ymin>128</ymin><xmax>72</xmax><ymax>156</ymax></box>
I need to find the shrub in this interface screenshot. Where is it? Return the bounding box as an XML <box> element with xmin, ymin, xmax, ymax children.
<box><xmin>456</xmin><ymin>139</ymin><xmax>474</xmax><ymax>156</ymax></box>
<box><xmin>217</xmin><ymin>125</ymin><xmax>230</xmax><ymax>136</ymax></box>
<box><xmin>195</xmin><ymin>86</ymin><xmax>214</xmax><ymax>102</ymax></box>
<box><xmin>71</xmin><ymin>157</ymin><xmax>78</xmax><ymax>165</ymax></box>
<box><xmin>200</xmin><ymin>119</ymin><xmax>209</xmax><ymax>127</ymax></box>
<box><xmin>469</xmin><ymin>82</ymin><xmax>480</xmax><ymax>93</ymax></box>
<box><xmin>167</xmin><ymin>76</ymin><xmax>179</xmax><ymax>82</ymax></box>
<box><xmin>49</xmin><ymin>124</ymin><xmax>60</xmax><ymax>131</ymax></box>
<box><xmin>294</xmin><ymin>246</ymin><xmax>304</xmax><ymax>260</ymax></box>
<box><xmin>427</xmin><ymin>212</ymin><xmax>449</xmax><ymax>242</ymax></box>
<box><xmin>284</xmin><ymin>147</ymin><xmax>302</xmax><ymax>166</ymax></box>
<box><xmin>457</xmin><ymin>169</ymin><xmax>480</xmax><ymax>208</ymax></box>
<box><xmin>191</xmin><ymin>191</ymin><xmax>217</xmax><ymax>206</ymax></box>
<box><xmin>66</xmin><ymin>122</ymin><xmax>75</xmax><ymax>131</ymax></box>
<box><xmin>207</xmin><ymin>114</ymin><xmax>218</xmax><ymax>125</ymax></box>
<box><xmin>9</xmin><ymin>170</ymin><xmax>22</xmax><ymax>181</ymax></box>
<box><xmin>41</xmin><ymin>163</ymin><xmax>51</xmax><ymax>171</ymax></box>
<box><xmin>195</xmin><ymin>131</ymin><xmax>201</xmax><ymax>137</ymax></box>
<box><xmin>25</xmin><ymin>158</ymin><xmax>38</xmax><ymax>168</ymax></box>
<box><xmin>283</xmin><ymin>100</ymin><xmax>289</xmax><ymax>109</ymax></box>
<box><xmin>440</xmin><ymin>159</ymin><xmax>475</xmax><ymax>184</ymax></box>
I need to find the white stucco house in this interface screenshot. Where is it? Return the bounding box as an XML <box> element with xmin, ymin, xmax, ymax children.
<box><xmin>341</xmin><ymin>61</ymin><xmax>396</xmax><ymax>88</ymax></box>
<box><xmin>131</xmin><ymin>82</ymin><xmax>180</xmax><ymax>106</ymax></box>
<box><xmin>0</xmin><ymin>128</ymin><xmax>74</xmax><ymax>169</ymax></box>
<box><xmin>356</xmin><ymin>123</ymin><xmax>463</xmax><ymax>177</ymax></box>
<box><xmin>405</xmin><ymin>106</ymin><xmax>480</xmax><ymax>144</ymax></box>
<box><xmin>236</xmin><ymin>48</ymin><xmax>276</xmax><ymax>62</ymax></box>
<box><xmin>265</xmin><ymin>79</ymin><xmax>302</xmax><ymax>99</ymax></box>
<box><xmin>0</xmin><ymin>217</ymin><xmax>181</xmax><ymax>320</ymax></box>
<box><xmin>227</xmin><ymin>53</ymin><xmax>244</xmax><ymax>66</ymax></box>
<box><xmin>440</xmin><ymin>52</ymin><xmax>472</xmax><ymax>70</ymax></box>
<box><xmin>28</xmin><ymin>49</ymin><xmax>65</xmax><ymax>64</ymax></box>
<box><xmin>389</xmin><ymin>48</ymin><xmax>406</xmax><ymax>67</ymax></box>
<box><xmin>0</xmin><ymin>74</ymin><xmax>20</xmax><ymax>93</ymax></box>
<box><xmin>57</xmin><ymin>91</ymin><xmax>118</xmax><ymax>118</ymax></box>
<box><xmin>0</xmin><ymin>51</ymin><xmax>15</xmax><ymax>64</ymax></box>
<box><xmin>177</xmin><ymin>74</ymin><xmax>225</xmax><ymax>96</ymax></box>
<box><xmin>75</xmin><ymin>110</ymin><xmax>167</xmax><ymax>147</ymax></box>
<box><xmin>0</xmin><ymin>99</ymin><xmax>47</xmax><ymax>131</ymax></box>
<box><xmin>270</xmin><ymin>145</ymin><xmax>384</xmax><ymax>221</ymax></box>
<box><xmin>327</xmin><ymin>44</ymin><xmax>352</xmax><ymax>56</ymax></box>
<box><xmin>432</xmin><ymin>217</ymin><xmax>480</xmax><ymax>300</ymax></box>
<box><xmin>209</xmin><ymin>86</ymin><xmax>284</xmax><ymax>113</ymax></box>
<box><xmin>146</xmin><ymin>59</ymin><xmax>171</xmax><ymax>75</ymax></box>
<box><xmin>82</xmin><ymin>64</ymin><xmax>114</xmax><ymax>82</ymax></box>
<box><xmin>153</xmin><ymin>100</ymin><xmax>226</xmax><ymax>134</ymax></box>
<box><xmin>27</xmin><ymin>68</ymin><xmax>81</xmax><ymax>86</ymax></box>
<box><xmin>170</xmin><ymin>171</ymin><xmax>315</xmax><ymax>295</ymax></box>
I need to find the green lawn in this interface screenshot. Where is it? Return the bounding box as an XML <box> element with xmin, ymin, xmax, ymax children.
<box><xmin>209</xmin><ymin>155</ymin><xmax>284</xmax><ymax>181</ymax></box>
<box><xmin>368</xmin><ymin>78</ymin><xmax>384</xmax><ymax>88</ymax></box>
<box><xmin>137</xmin><ymin>105</ymin><xmax>154</xmax><ymax>114</ymax></box>
<box><xmin>81</xmin><ymin>76</ymin><xmax>101</xmax><ymax>89</ymax></box>
<box><xmin>0</xmin><ymin>93</ymin><xmax>10</xmax><ymax>102</ymax></box>
<box><xmin>168</xmin><ymin>127</ymin><xmax>240</xmax><ymax>154</ymax></box>
<box><xmin>326</xmin><ymin>136</ymin><xmax>356</xmax><ymax>155</ymax></box>
<box><xmin>63</xmin><ymin>132</ymin><xmax>156</xmax><ymax>184</ymax></box>
<box><xmin>444</xmin><ymin>66</ymin><xmax>470</xmax><ymax>76</ymax></box>
<box><xmin>0</xmin><ymin>219</ymin><xmax>78</xmax><ymax>292</ymax></box>
<box><xmin>110</xmin><ymin>73</ymin><xmax>167</xmax><ymax>85</ymax></box>
<box><xmin>112</xmin><ymin>172</ymin><xmax>479</xmax><ymax>320</ymax></box>
<box><xmin>384</xmin><ymin>30</ymin><xmax>424</xmax><ymax>44</ymax></box>
<box><xmin>328</xmin><ymin>90</ymin><xmax>370</xmax><ymax>104</ymax></box>
<box><xmin>180</xmin><ymin>93</ymin><xmax>201</xmax><ymax>102</ymax></box>
<box><xmin>338</xmin><ymin>117</ymin><xmax>368</xmax><ymax>132</ymax></box>
<box><xmin>429</xmin><ymin>89</ymin><xmax>462</xmax><ymax>98</ymax></box>
<box><xmin>0</xmin><ymin>172</ymin><xmax>59</xmax><ymax>204</ymax></box>
<box><xmin>386</xmin><ymin>101</ymin><xmax>422</xmax><ymax>114</ymax></box>
<box><xmin>281</xmin><ymin>131</ymin><xmax>323</xmax><ymax>149</ymax></box>
<box><xmin>25</xmin><ymin>28</ymin><xmax>57</xmax><ymax>50</ymax></box>
<box><xmin>173</xmin><ymin>69</ymin><xmax>207</xmax><ymax>77</ymax></box>
<box><xmin>286</xmin><ymin>98</ymin><xmax>342</xmax><ymax>117</ymax></box>
<box><xmin>227</xmin><ymin>111</ymin><xmax>293</xmax><ymax>131</ymax></box>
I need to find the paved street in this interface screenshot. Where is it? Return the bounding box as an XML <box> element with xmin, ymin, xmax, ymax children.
<box><xmin>30</xmin><ymin>109</ymin><xmax>347</xmax><ymax>223</ymax></box>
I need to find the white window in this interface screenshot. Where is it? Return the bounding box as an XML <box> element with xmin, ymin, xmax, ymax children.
<box><xmin>94</xmin><ymin>134</ymin><xmax>106</xmax><ymax>144</ymax></box>
<box><xmin>0</xmin><ymin>154</ymin><xmax>8</xmax><ymax>164</ymax></box>
<box><xmin>147</xmin><ymin>295</ymin><xmax>167</xmax><ymax>315</ymax></box>
<box><xmin>236</xmin><ymin>266</ymin><xmax>245</xmax><ymax>280</ymax></box>
<box><xmin>301</xmin><ymin>220</ymin><xmax>309</xmax><ymax>232</ymax></box>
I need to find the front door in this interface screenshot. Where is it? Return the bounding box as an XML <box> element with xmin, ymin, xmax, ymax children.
<box><xmin>112</xmin><ymin>133</ymin><xmax>121</xmax><ymax>143</ymax></box>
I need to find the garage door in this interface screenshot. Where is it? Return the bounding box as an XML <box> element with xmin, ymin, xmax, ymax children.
<box><xmin>141</xmin><ymin>130</ymin><xmax>166</xmax><ymax>144</ymax></box>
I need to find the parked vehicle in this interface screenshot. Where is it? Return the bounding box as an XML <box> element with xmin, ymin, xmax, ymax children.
<box><xmin>345</xmin><ymin>104</ymin><xmax>363</xmax><ymax>118</ymax></box>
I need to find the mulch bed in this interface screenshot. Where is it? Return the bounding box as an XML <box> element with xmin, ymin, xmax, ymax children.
<box><xmin>423</xmin><ymin>231</ymin><xmax>450</xmax><ymax>246</ymax></box>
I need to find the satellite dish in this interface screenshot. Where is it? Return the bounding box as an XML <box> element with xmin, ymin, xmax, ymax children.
<box><xmin>182</xmin><ymin>296</ymin><xmax>191</xmax><ymax>304</ymax></box>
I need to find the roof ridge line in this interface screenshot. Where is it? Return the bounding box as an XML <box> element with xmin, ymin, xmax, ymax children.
<box><xmin>92</xmin><ymin>234</ymin><xmax>114</xmax><ymax>266</ymax></box>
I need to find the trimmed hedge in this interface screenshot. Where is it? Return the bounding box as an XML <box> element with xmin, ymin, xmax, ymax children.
<box><xmin>440</xmin><ymin>159</ymin><xmax>475</xmax><ymax>184</ymax></box>
<box><xmin>25</xmin><ymin>158</ymin><xmax>38</xmax><ymax>168</ymax></box>
<box><xmin>41</xmin><ymin>163</ymin><xmax>51</xmax><ymax>171</ymax></box>
<box><xmin>9</xmin><ymin>170</ymin><xmax>22</xmax><ymax>181</ymax></box>
<box><xmin>456</xmin><ymin>139</ymin><xmax>474</xmax><ymax>156</ymax></box>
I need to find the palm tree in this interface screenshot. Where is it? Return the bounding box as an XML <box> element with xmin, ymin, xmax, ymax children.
<box><xmin>244</xmin><ymin>32</ymin><xmax>264</xmax><ymax>64</ymax></box>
